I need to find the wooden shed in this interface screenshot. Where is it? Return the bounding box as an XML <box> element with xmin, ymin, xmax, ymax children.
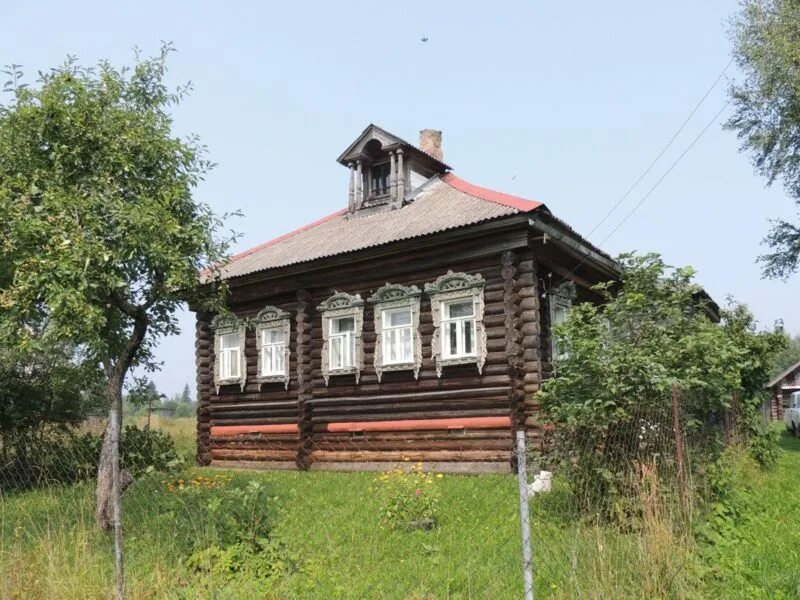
<box><xmin>765</xmin><ymin>359</ymin><xmax>800</xmax><ymax>421</ymax></box>
<box><xmin>192</xmin><ymin>125</ymin><xmax>619</xmax><ymax>472</ymax></box>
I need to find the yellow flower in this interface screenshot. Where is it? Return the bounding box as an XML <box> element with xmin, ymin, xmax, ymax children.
<box><xmin>436</xmin><ymin>474</ymin><xmax>443</xmax><ymax>479</ymax></box>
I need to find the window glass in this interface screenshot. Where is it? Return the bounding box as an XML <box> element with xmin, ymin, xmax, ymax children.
<box><xmin>382</xmin><ymin>307</ymin><xmax>413</xmax><ymax>365</ymax></box>
<box><xmin>221</xmin><ymin>332</ymin><xmax>239</xmax><ymax>350</ymax></box>
<box><xmin>385</xmin><ymin>308</ymin><xmax>411</xmax><ymax>327</ymax></box>
<box><xmin>332</xmin><ymin>317</ymin><xmax>355</xmax><ymax>334</ymax></box>
<box><xmin>260</xmin><ymin>327</ymin><xmax>285</xmax><ymax>376</ymax></box>
<box><xmin>263</xmin><ymin>328</ymin><xmax>283</xmax><ymax>344</ymax></box>
<box><xmin>448</xmin><ymin>301</ymin><xmax>474</xmax><ymax>319</ymax></box>
<box><xmin>219</xmin><ymin>332</ymin><xmax>240</xmax><ymax>379</ymax></box>
<box><xmin>329</xmin><ymin>317</ymin><xmax>355</xmax><ymax>370</ymax></box>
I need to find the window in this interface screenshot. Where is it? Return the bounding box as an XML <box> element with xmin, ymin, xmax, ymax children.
<box><xmin>260</xmin><ymin>327</ymin><xmax>285</xmax><ymax>376</ymax></box>
<box><xmin>441</xmin><ymin>299</ymin><xmax>476</xmax><ymax>358</ymax></box>
<box><xmin>211</xmin><ymin>315</ymin><xmax>247</xmax><ymax>393</ymax></box>
<box><xmin>370</xmin><ymin>163</ymin><xmax>390</xmax><ymax>197</ymax></box>
<box><xmin>318</xmin><ymin>291</ymin><xmax>364</xmax><ymax>385</ymax></box>
<box><xmin>368</xmin><ymin>283</ymin><xmax>422</xmax><ymax>381</ymax></box>
<box><xmin>253</xmin><ymin>305</ymin><xmax>291</xmax><ymax>389</ymax></box>
<box><xmin>551</xmin><ymin>297</ymin><xmax>572</xmax><ymax>362</ymax></box>
<box><xmin>425</xmin><ymin>270</ymin><xmax>487</xmax><ymax>377</ymax></box>
<box><xmin>382</xmin><ymin>307</ymin><xmax>413</xmax><ymax>364</ymax></box>
<box><xmin>219</xmin><ymin>332</ymin><xmax>241</xmax><ymax>380</ymax></box>
<box><xmin>329</xmin><ymin>316</ymin><xmax>356</xmax><ymax>370</ymax></box>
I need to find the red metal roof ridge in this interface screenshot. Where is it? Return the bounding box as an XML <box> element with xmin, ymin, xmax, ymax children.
<box><xmin>441</xmin><ymin>173</ymin><xmax>542</xmax><ymax>212</ymax></box>
<box><xmin>204</xmin><ymin>208</ymin><xmax>347</xmax><ymax>275</ymax></box>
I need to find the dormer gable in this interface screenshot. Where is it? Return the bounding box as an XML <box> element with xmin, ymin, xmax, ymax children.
<box><xmin>337</xmin><ymin>124</ymin><xmax>450</xmax><ymax>215</ymax></box>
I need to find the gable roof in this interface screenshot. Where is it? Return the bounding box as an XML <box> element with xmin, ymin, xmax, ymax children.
<box><xmin>336</xmin><ymin>123</ymin><xmax>451</xmax><ymax>170</ymax></box>
<box><xmin>767</xmin><ymin>359</ymin><xmax>800</xmax><ymax>389</ymax></box>
<box><xmin>211</xmin><ymin>173</ymin><xmax>543</xmax><ymax>281</ymax></box>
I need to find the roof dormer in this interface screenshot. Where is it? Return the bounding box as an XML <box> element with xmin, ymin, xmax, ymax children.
<box><xmin>337</xmin><ymin>124</ymin><xmax>450</xmax><ymax>215</ymax></box>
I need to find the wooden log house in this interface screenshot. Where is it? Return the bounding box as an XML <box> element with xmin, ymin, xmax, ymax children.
<box><xmin>193</xmin><ymin>125</ymin><xmax>619</xmax><ymax>472</ymax></box>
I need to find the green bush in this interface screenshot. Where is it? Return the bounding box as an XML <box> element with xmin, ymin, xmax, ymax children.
<box><xmin>0</xmin><ymin>424</ymin><xmax>181</xmax><ymax>492</ymax></box>
<box><xmin>120</xmin><ymin>425</ymin><xmax>182</xmax><ymax>477</ymax></box>
<box><xmin>373</xmin><ymin>463</ymin><xmax>442</xmax><ymax>530</ymax></box>
<box><xmin>161</xmin><ymin>474</ymin><xmax>294</xmax><ymax>580</ymax></box>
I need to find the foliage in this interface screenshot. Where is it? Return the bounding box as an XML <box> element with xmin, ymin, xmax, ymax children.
<box><xmin>539</xmin><ymin>254</ymin><xmax>784</xmax><ymax>520</ymax></box>
<box><xmin>0</xmin><ymin>45</ymin><xmax>234</xmax><ymax>368</ymax></box>
<box><xmin>727</xmin><ymin>0</ymin><xmax>800</xmax><ymax>278</ymax></box>
<box><xmin>771</xmin><ymin>332</ymin><xmax>800</xmax><ymax>376</ymax></box>
<box><xmin>373</xmin><ymin>462</ymin><xmax>442</xmax><ymax>530</ymax></box>
<box><xmin>163</xmin><ymin>475</ymin><xmax>294</xmax><ymax>580</ymax></box>
<box><xmin>0</xmin><ymin>343</ymin><xmax>103</xmax><ymax>438</ymax></box>
<box><xmin>120</xmin><ymin>425</ymin><xmax>182</xmax><ymax>477</ymax></box>
<box><xmin>0</xmin><ymin>45</ymin><xmax>235</xmax><ymax>524</ymax></box>
<box><xmin>0</xmin><ymin>425</ymin><xmax>180</xmax><ymax>492</ymax></box>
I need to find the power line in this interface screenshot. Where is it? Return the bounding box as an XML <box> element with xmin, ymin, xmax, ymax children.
<box><xmin>597</xmin><ymin>101</ymin><xmax>730</xmax><ymax>246</ymax></box>
<box><xmin>586</xmin><ymin>58</ymin><xmax>734</xmax><ymax>240</ymax></box>
<box><xmin>553</xmin><ymin>100</ymin><xmax>730</xmax><ymax>286</ymax></box>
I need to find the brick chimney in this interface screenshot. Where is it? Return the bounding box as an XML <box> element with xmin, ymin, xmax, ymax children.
<box><xmin>419</xmin><ymin>129</ymin><xmax>443</xmax><ymax>162</ymax></box>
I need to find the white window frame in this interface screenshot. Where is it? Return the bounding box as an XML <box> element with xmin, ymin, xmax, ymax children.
<box><xmin>382</xmin><ymin>307</ymin><xmax>414</xmax><ymax>365</ymax></box>
<box><xmin>260</xmin><ymin>327</ymin><xmax>285</xmax><ymax>375</ymax></box>
<box><xmin>253</xmin><ymin>305</ymin><xmax>291</xmax><ymax>389</ymax></box>
<box><xmin>219</xmin><ymin>332</ymin><xmax>242</xmax><ymax>379</ymax></box>
<box><xmin>368</xmin><ymin>283</ymin><xmax>423</xmax><ymax>381</ymax></box>
<box><xmin>318</xmin><ymin>291</ymin><xmax>364</xmax><ymax>385</ymax></box>
<box><xmin>441</xmin><ymin>298</ymin><xmax>477</xmax><ymax>359</ymax></box>
<box><xmin>425</xmin><ymin>271</ymin><xmax>486</xmax><ymax>378</ymax></box>
<box><xmin>329</xmin><ymin>316</ymin><xmax>356</xmax><ymax>371</ymax></box>
<box><xmin>211</xmin><ymin>315</ymin><xmax>247</xmax><ymax>393</ymax></box>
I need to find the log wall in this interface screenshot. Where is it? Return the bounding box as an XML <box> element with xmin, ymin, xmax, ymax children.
<box><xmin>195</xmin><ymin>228</ymin><xmax>555</xmax><ymax>470</ymax></box>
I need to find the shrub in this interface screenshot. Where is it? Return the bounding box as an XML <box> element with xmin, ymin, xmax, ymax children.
<box><xmin>163</xmin><ymin>475</ymin><xmax>294</xmax><ymax>579</ymax></box>
<box><xmin>373</xmin><ymin>463</ymin><xmax>442</xmax><ymax>530</ymax></box>
<box><xmin>0</xmin><ymin>424</ymin><xmax>181</xmax><ymax>492</ymax></box>
<box><xmin>120</xmin><ymin>425</ymin><xmax>182</xmax><ymax>477</ymax></box>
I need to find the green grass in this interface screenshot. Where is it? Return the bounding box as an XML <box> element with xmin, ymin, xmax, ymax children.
<box><xmin>696</xmin><ymin>429</ymin><xmax>800</xmax><ymax>600</ymax></box>
<box><xmin>2</xmin><ymin>430</ymin><xmax>800</xmax><ymax>599</ymax></box>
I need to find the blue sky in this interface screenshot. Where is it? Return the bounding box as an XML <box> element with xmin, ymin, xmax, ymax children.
<box><xmin>2</xmin><ymin>1</ymin><xmax>796</xmax><ymax>398</ymax></box>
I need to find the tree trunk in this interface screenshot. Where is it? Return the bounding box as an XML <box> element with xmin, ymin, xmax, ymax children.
<box><xmin>95</xmin><ymin>376</ymin><xmax>126</xmax><ymax>599</ymax></box>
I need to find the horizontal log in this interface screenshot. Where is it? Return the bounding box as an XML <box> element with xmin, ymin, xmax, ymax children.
<box><xmin>210</xmin><ymin>448</ymin><xmax>297</xmax><ymax>461</ymax></box>
<box><xmin>313</xmin><ymin>413</ymin><xmax>511</xmax><ymax>428</ymax></box>
<box><xmin>308</xmin><ymin>450</ymin><xmax>510</xmax><ymax>462</ymax></box>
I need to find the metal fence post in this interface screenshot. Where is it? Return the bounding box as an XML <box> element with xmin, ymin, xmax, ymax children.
<box><xmin>516</xmin><ymin>429</ymin><xmax>534</xmax><ymax>600</ymax></box>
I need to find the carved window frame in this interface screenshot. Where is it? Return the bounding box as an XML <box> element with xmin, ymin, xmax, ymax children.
<box><xmin>211</xmin><ymin>314</ymin><xmax>247</xmax><ymax>394</ymax></box>
<box><xmin>318</xmin><ymin>291</ymin><xmax>364</xmax><ymax>386</ymax></box>
<box><xmin>550</xmin><ymin>281</ymin><xmax>577</xmax><ymax>363</ymax></box>
<box><xmin>253</xmin><ymin>305</ymin><xmax>291</xmax><ymax>390</ymax></box>
<box><xmin>368</xmin><ymin>283</ymin><xmax>422</xmax><ymax>382</ymax></box>
<box><xmin>424</xmin><ymin>271</ymin><xmax>487</xmax><ymax>377</ymax></box>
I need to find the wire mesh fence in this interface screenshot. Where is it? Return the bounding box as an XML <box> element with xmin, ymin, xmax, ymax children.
<box><xmin>0</xmin><ymin>389</ymin><xmax>734</xmax><ymax>599</ymax></box>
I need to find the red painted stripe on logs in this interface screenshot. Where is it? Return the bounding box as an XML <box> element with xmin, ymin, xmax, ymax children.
<box><xmin>211</xmin><ymin>424</ymin><xmax>299</xmax><ymax>436</ymax></box>
<box><xmin>323</xmin><ymin>416</ymin><xmax>511</xmax><ymax>433</ymax></box>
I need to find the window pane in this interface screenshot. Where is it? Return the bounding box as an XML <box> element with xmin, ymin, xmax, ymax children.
<box><xmin>221</xmin><ymin>332</ymin><xmax>239</xmax><ymax>350</ymax></box>
<box><xmin>448</xmin><ymin>301</ymin><xmax>474</xmax><ymax>318</ymax></box>
<box><xmin>386</xmin><ymin>309</ymin><xmax>411</xmax><ymax>327</ymax></box>
<box><xmin>554</xmin><ymin>306</ymin><xmax>568</xmax><ymax>325</ymax></box>
<box><xmin>330</xmin><ymin>336</ymin><xmax>342</xmax><ymax>369</ymax></box>
<box><xmin>400</xmin><ymin>327</ymin><xmax>412</xmax><ymax>361</ymax></box>
<box><xmin>332</xmin><ymin>317</ymin><xmax>355</xmax><ymax>333</ymax></box>
<box><xmin>228</xmin><ymin>349</ymin><xmax>239</xmax><ymax>378</ymax></box>
<box><xmin>464</xmin><ymin>320</ymin><xmax>473</xmax><ymax>354</ymax></box>
<box><xmin>265</xmin><ymin>328</ymin><xmax>283</xmax><ymax>344</ymax></box>
<box><xmin>448</xmin><ymin>322</ymin><xmax>458</xmax><ymax>356</ymax></box>
<box><xmin>275</xmin><ymin>344</ymin><xmax>284</xmax><ymax>373</ymax></box>
<box><xmin>345</xmin><ymin>333</ymin><xmax>354</xmax><ymax>367</ymax></box>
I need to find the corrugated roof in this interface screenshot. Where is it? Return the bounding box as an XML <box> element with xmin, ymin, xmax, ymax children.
<box><xmin>766</xmin><ymin>359</ymin><xmax>800</xmax><ymax>389</ymax></box>
<box><xmin>212</xmin><ymin>174</ymin><xmax>543</xmax><ymax>281</ymax></box>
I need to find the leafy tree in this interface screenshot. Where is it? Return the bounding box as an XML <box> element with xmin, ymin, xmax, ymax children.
<box><xmin>771</xmin><ymin>331</ymin><xmax>800</xmax><ymax>376</ymax></box>
<box><xmin>0</xmin><ymin>42</ymin><xmax>233</xmax><ymax>551</ymax></box>
<box><xmin>539</xmin><ymin>254</ymin><xmax>784</xmax><ymax>518</ymax></box>
<box><xmin>727</xmin><ymin>0</ymin><xmax>800</xmax><ymax>278</ymax></box>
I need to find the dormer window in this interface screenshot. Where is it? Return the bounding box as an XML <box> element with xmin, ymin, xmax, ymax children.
<box><xmin>370</xmin><ymin>163</ymin><xmax>391</xmax><ymax>198</ymax></box>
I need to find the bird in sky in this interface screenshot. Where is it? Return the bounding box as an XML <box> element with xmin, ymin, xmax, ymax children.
<box><xmin>420</xmin><ymin>37</ymin><xmax>429</xmax><ymax>43</ymax></box>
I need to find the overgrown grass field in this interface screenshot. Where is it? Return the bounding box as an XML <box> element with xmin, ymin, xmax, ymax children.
<box><xmin>2</xmin><ymin>424</ymin><xmax>799</xmax><ymax>599</ymax></box>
